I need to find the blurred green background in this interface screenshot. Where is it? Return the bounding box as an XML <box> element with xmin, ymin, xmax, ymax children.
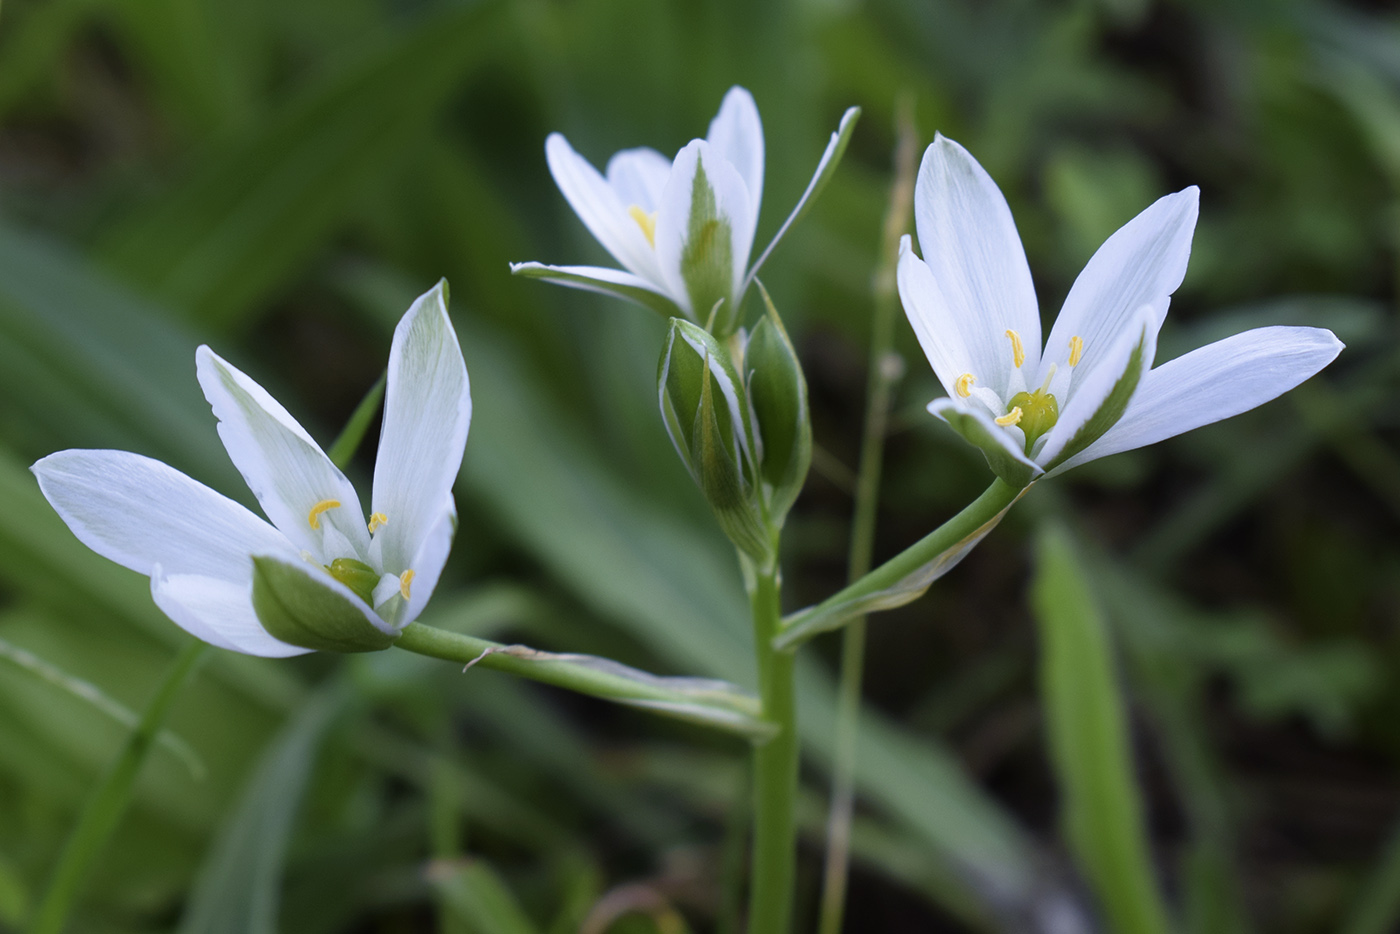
<box><xmin>1</xmin><ymin>0</ymin><xmax>1398</xmax><ymax>931</ymax></box>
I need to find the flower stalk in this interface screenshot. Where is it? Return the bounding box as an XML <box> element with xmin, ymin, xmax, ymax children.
<box><xmin>744</xmin><ymin>550</ymin><xmax>798</xmax><ymax>934</ymax></box>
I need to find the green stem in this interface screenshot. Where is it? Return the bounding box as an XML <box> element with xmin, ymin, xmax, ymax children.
<box><xmin>29</xmin><ymin>642</ymin><xmax>207</xmax><ymax>934</ymax></box>
<box><xmin>392</xmin><ymin>623</ymin><xmax>773</xmax><ymax>741</ymax></box>
<box><xmin>818</xmin><ymin>95</ymin><xmax>918</xmax><ymax>934</ymax></box>
<box><xmin>775</xmin><ymin>479</ymin><xmax>1022</xmax><ymax>650</ymax></box>
<box><xmin>746</xmin><ymin>555</ymin><xmax>798</xmax><ymax>934</ymax></box>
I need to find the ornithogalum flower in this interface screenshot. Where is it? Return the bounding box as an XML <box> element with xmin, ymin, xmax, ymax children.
<box><xmin>512</xmin><ymin>86</ymin><xmax>858</xmax><ymax>337</ymax></box>
<box><xmin>32</xmin><ymin>283</ymin><xmax>471</xmax><ymax>657</ymax></box>
<box><xmin>899</xmin><ymin>135</ymin><xmax>1343</xmax><ymax>489</ymax></box>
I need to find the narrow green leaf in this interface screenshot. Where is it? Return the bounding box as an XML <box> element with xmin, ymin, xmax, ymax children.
<box><xmin>1031</xmin><ymin>524</ymin><xmax>1172</xmax><ymax>934</ymax></box>
<box><xmin>28</xmin><ymin>642</ymin><xmax>208</xmax><ymax>934</ymax></box>
<box><xmin>1341</xmin><ymin>817</ymin><xmax>1400</xmax><ymax>934</ymax></box>
<box><xmin>326</xmin><ymin>371</ymin><xmax>385</xmax><ymax>470</ymax></box>
<box><xmin>0</xmin><ymin>636</ymin><xmax>203</xmax><ymax>779</ymax></box>
<box><xmin>97</xmin><ymin>0</ymin><xmax>505</xmax><ymax>331</ymax></box>
<box><xmin>176</xmin><ymin>685</ymin><xmax>343</xmax><ymax>934</ymax></box>
<box><xmin>432</xmin><ymin>860</ymin><xmax>541</xmax><ymax>934</ymax></box>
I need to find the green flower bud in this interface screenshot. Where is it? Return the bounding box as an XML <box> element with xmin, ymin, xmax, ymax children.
<box><xmin>659</xmin><ymin>319</ymin><xmax>772</xmax><ymax>562</ymax></box>
<box><xmin>744</xmin><ymin>284</ymin><xmax>811</xmax><ymax>526</ymax></box>
<box><xmin>252</xmin><ymin>556</ymin><xmax>397</xmax><ymax>653</ymax></box>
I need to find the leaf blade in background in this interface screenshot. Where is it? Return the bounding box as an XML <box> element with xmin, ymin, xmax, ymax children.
<box><xmin>1031</xmin><ymin>523</ymin><xmax>1173</xmax><ymax>934</ymax></box>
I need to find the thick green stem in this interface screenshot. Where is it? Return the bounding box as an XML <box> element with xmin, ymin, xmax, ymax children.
<box><xmin>392</xmin><ymin>622</ymin><xmax>772</xmax><ymax>740</ymax></box>
<box><xmin>746</xmin><ymin>556</ymin><xmax>798</xmax><ymax>934</ymax></box>
<box><xmin>818</xmin><ymin>96</ymin><xmax>917</xmax><ymax>934</ymax></box>
<box><xmin>29</xmin><ymin>642</ymin><xmax>207</xmax><ymax>934</ymax></box>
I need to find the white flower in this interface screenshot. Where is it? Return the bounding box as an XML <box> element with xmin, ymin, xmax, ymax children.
<box><xmin>512</xmin><ymin>86</ymin><xmax>858</xmax><ymax>336</ymax></box>
<box><xmin>32</xmin><ymin>283</ymin><xmax>471</xmax><ymax>657</ymax></box>
<box><xmin>898</xmin><ymin>135</ymin><xmax>1344</xmax><ymax>488</ymax></box>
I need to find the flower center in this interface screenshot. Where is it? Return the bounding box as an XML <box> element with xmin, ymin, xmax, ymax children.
<box><xmin>1006</xmin><ymin>388</ymin><xmax>1058</xmax><ymax>451</ymax></box>
<box><xmin>628</xmin><ymin>205</ymin><xmax>658</xmax><ymax>247</ymax></box>
<box><xmin>326</xmin><ymin>556</ymin><xmax>379</xmax><ymax>605</ymax></box>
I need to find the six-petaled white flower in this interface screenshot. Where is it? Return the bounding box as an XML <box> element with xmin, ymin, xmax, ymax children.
<box><xmin>512</xmin><ymin>86</ymin><xmax>858</xmax><ymax>336</ymax></box>
<box><xmin>32</xmin><ymin>283</ymin><xmax>471</xmax><ymax>657</ymax></box>
<box><xmin>898</xmin><ymin>135</ymin><xmax>1343</xmax><ymax>488</ymax></box>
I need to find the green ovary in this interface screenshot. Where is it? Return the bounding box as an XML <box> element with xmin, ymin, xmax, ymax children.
<box><xmin>326</xmin><ymin>557</ymin><xmax>379</xmax><ymax>605</ymax></box>
<box><xmin>1007</xmin><ymin>389</ymin><xmax>1058</xmax><ymax>451</ymax></box>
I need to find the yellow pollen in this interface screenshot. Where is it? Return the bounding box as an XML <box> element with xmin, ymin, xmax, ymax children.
<box><xmin>1068</xmin><ymin>335</ymin><xmax>1084</xmax><ymax>367</ymax></box>
<box><xmin>399</xmin><ymin>569</ymin><xmax>415</xmax><ymax>600</ymax></box>
<box><xmin>307</xmin><ymin>499</ymin><xmax>340</xmax><ymax>530</ymax></box>
<box><xmin>995</xmin><ymin>407</ymin><xmax>1023</xmax><ymax>427</ymax></box>
<box><xmin>628</xmin><ymin>205</ymin><xmax>657</xmax><ymax>247</ymax></box>
<box><xmin>368</xmin><ymin>512</ymin><xmax>388</xmax><ymax>533</ymax></box>
<box><xmin>955</xmin><ymin>373</ymin><xmax>976</xmax><ymax>398</ymax></box>
<box><xmin>1005</xmin><ymin>330</ymin><xmax>1026</xmax><ymax>368</ymax></box>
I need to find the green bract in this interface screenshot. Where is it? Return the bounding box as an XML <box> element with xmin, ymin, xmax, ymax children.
<box><xmin>745</xmin><ymin>284</ymin><xmax>811</xmax><ymax>526</ymax></box>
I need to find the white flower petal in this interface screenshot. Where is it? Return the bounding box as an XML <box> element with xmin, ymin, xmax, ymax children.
<box><xmin>654</xmin><ymin>140</ymin><xmax>756</xmax><ymax>318</ymax></box>
<box><xmin>31</xmin><ymin>449</ymin><xmax>294</xmax><ymax>580</ymax></box>
<box><xmin>151</xmin><ymin>568</ymin><xmax>309</xmax><ymax>658</ymax></box>
<box><xmin>605</xmin><ymin>147</ymin><xmax>672</xmax><ymax>213</ymax></box>
<box><xmin>395</xmin><ymin>495</ymin><xmax>457</xmax><ymax>629</ymax></box>
<box><xmin>508</xmin><ymin>262</ymin><xmax>684</xmax><ymax>319</ymax></box>
<box><xmin>197</xmin><ymin>346</ymin><xmax>369</xmax><ymax>561</ymax></box>
<box><xmin>897</xmin><ymin>236</ymin><xmax>978</xmax><ymax>399</ymax></box>
<box><xmin>370</xmin><ymin>283</ymin><xmax>471</xmax><ymax>578</ymax></box>
<box><xmin>546</xmin><ymin>133</ymin><xmax>663</xmax><ymax>285</ymax></box>
<box><xmin>1041</xmin><ymin>187</ymin><xmax>1199</xmax><ymax>386</ymax></box>
<box><xmin>914</xmin><ymin>135</ymin><xmax>1041</xmax><ymax>394</ymax></box>
<box><xmin>1035</xmin><ymin>308</ymin><xmax>1158</xmax><ymax>469</ymax></box>
<box><xmin>705</xmin><ymin>86</ymin><xmax>764</xmax><ymax>220</ymax></box>
<box><xmin>928</xmin><ymin>397</ymin><xmax>1044</xmax><ymax>489</ymax></box>
<box><xmin>1053</xmin><ymin>326</ymin><xmax>1344</xmax><ymax>473</ymax></box>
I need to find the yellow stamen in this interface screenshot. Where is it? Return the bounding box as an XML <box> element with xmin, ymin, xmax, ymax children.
<box><xmin>955</xmin><ymin>373</ymin><xmax>976</xmax><ymax>398</ymax></box>
<box><xmin>368</xmin><ymin>512</ymin><xmax>388</xmax><ymax>533</ymax></box>
<box><xmin>399</xmin><ymin>569</ymin><xmax>415</xmax><ymax>600</ymax></box>
<box><xmin>307</xmin><ymin>499</ymin><xmax>340</xmax><ymax>530</ymax></box>
<box><xmin>1068</xmin><ymin>335</ymin><xmax>1084</xmax><ymax>367</ymax></box>
<box><xmin>1005</xmin><ymin>330</ymin><xmax>1026</xmax><ymax>368</ymax></box>
<box><xmin>628</xmin><ymin>205</ymin><xmax>657</xmax><ymax>247</ymax></box>
<box><xmin>995</xmin><ymin>407</ymin><xmax>1023</xmax><ymax>427</ymax></box>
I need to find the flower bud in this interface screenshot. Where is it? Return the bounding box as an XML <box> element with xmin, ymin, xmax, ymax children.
<box><xmin>744</xmin><ymin>284</ymin><xmax>811</xmax><ymax>526</ymax></box>
<box><xmin>658</xmin><ymin>320</ymin><xmax>772</xmax><ymax>562</ymax></box>
<box><xmin>252</xmin><ymin>556</ymin><xmax>397</xmax><ymax>653</ymax></box>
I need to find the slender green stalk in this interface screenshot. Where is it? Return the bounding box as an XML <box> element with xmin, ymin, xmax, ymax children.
<box><xmin>775</xmin><ymin>478</ymin><xmax>1022</xmax><ymax>650</ymax></box>
<box><xmin>745</xmin><ymin>554</ymin><xmax>798</xmax><ymax>934</ymax></box>
<box><xmin>818</xmin><ymin>98</ymin><xmax>918</xmax><ymax>934</ymax></box>
<box><xmin>392</xmin><ymin>622</ymin><xmax>773</xmax><ymax>740</ymax></box>
<box><xmin>29</xmin><ymin>642</ymin><xmax>208</xmax><ymax>934</ymax></box>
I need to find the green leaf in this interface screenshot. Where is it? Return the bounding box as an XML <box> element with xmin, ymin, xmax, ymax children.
<box><xmin>432</xmin><ymin>860</ymin><xmax>541</xmax><ymax>934</ymax></box>
<box><xmin>96</xmin><ymin>0</ymin><xmax>505</xmax><ymax>332</ymax></box>
<box><xmin>1031</xmin><ymin>523</ymin><xmax>1173</xmax><ymax>934</ymax></box>
<box><xmin>252</xmin><ymin>557</ymin><xmax>397</xmax><ymax>654</ymax></box>
<box><xmin>28</xmin><ymin>642</ymin><xmax>208</xmax><ymax>934</ymax></box>
<box><xmin>176</xmin><ymin>685</ymin><xmax>343</xmax><ymax>934</ymax></box>
<box><xmin>326</xmin><ymin>371</ymin><xmax>385</xmax><ymax>470</ymax></box>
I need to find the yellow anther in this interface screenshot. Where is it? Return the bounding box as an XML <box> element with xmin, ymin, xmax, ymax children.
<box><xmin>1068</xmin><ymin>335</ymin><xmax>1084</xmax><ymax>367</ymax></box>
<box><xmin>955</xmin><ymin>373</ymin><xmax>976</xmax><ymax>398</ymax></box>
<box><xmin>307</xmin><ymin>499</ymin><xmax>341</xmax><ymax>530</ymax></box>
<box><xmin>399</xmin><ymin>569</ymin><xmax>415</xmax><ymax>600</ymax></box>
<box><xmin>368</xmin><ymin>512</ymin><xmax>388</xmax><ymax>533</ymax></box>
<box><xmin>628</xmin><ymin>205</ymin><xmax>658</xmax><ymax>247</ymax></box>
<box><xmin>1005</xmin><ymin>330</ymin><xmax>1026</xmax><ymax>368</ymax></box>
<box><xmin>995</xmin><ymin>407</ymin><xmax>1023</xmax><ymax>427</ymax></box>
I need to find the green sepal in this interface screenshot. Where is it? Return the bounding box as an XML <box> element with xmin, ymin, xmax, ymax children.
<box><xmin>252</xmin><ymin>556</ymin><xmax>396</xmax><ymax>653</ymax></box>
<box><xmin>658</xmin><ymin>319</ymin><xmax>771</xmax><ymax>562</ymax></box>
<box><xmin>679</xmin><ymin>155</ymin><xmax>738</xmax><ymax>337</ymax></box>
<box><xmin>930</xmin><ymin>400</ymin><xmax>1043</xmax><ymax>490</ymax></box>
<box><xmin>745</xmin><ymin>282</ymin><xmax>811</xmax><ymax>526</ymax></box>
